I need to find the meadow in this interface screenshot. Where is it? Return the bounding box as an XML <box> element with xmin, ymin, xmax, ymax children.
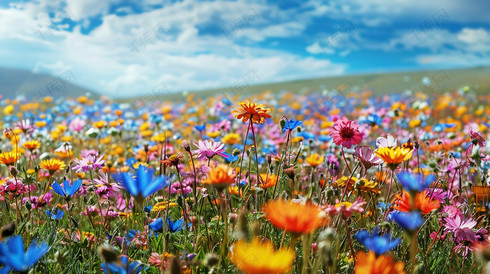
<box><xmin>0</xmin><ymin>85</ymin><xmax>488</xmax><ymax>273</ymax></box>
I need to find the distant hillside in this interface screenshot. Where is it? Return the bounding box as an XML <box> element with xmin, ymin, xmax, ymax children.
<box><xmin>188</xmin><ymin>66</ymin><xmax>490</xmax><ymax>99</ymax></box>
<box><xmin>0</xmin><ymin>67</ymin><xmax>97</xmax><ymax>100</ymax></box>
<box><xmin>117</xmin><ymin>66</ymin><xmax>490</xmax><ymax>104</ymax></box>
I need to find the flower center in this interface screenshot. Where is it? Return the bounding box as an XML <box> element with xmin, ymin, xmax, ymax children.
<box><xmin>340</xmin><ymin>127</ymin><xmax>355</xmax><ymax>140</ymax></box>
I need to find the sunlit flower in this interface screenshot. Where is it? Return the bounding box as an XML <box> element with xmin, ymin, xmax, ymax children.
<box><xmin>355</xmin><ymin>251</ymin><xmax>405</xmax><ymax>274</ymax></box>
<box><xmin>374</xmin><ymin>146</ymin><xmax>413</xmax><ymax>170</ymax></box>
<box><xmin>40</xmin><ymin>159</ymin><xmax>66</xmax><ymax>174</ymax></box>
<box><xmin>329</xmin><ymin>116</ymin><xmax>363</xmax><ymax>148</ymax></box>
<box><xmin>259</xmin><ymin>174</ymin><xmax>277</xmax><ymax>189</ymax></box>
<box><xmin>22</xmin><ymin>140</ymin><xmax>41</xmax><ymax>151</ymax></box>
<box><xmin>262</xmin><ymin>199</ymin><xmax>326</xmax><ymax>234</ymax></box>
<box><xmin>444</xmin><ymin>215</ymin><xmax>478</xmax><ymax>242</ymax></box>
<box><xmin>0</xmin><ymin>151</ymin><xmax>21</xmax><ymax>166</ymax></box>
<box><xmin>230</xmin><ymin>238</ymin><xmax>294</xmax><ymax>274</ymax></box>
<box><xmin>222</xmin><ymin>133</ymin><xmax>241</xmax><ymax>145</ymax></box>
<box><xmin>231</xmin><ymin>101</ymin><xmax>272</xmax><ymax>124</ymax></box>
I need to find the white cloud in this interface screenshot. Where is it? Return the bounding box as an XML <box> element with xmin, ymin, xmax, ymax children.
<box><xmin>0</xmin><ymin>0</ymin><xmax>347</xmax><ymax>97</ymax></box>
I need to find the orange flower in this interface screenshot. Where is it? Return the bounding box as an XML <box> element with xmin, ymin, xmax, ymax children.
<box><xmin>23</xmin><ymin>140</ymin><xmax>41</xmax><ymax>151</ymax></box>
<box><xmin>355</xmin><ymin>251</ymin><xmax>405</xmax><ymax>274</ymax></box>
<box><xmin>202</xmin><ymin>164</ymin><xmax>236</xmax><ymax>190</ymax></box>
<box><xmin>231</xmin><ymin>101</ymin><xmax>272</xmax><ymax>124</ymax></box>
<box><xmin>0</xmin><ymin>151</ymin><xmax>21</xmax><ymax>166</ymax></box>
<box><xmin>259</xmin><ymin>174</ymin><xmax>277</xmax><ymax>189</ymax></box>
<box><xmin>262</xmin><ymin>199</ymin><xmax>326</xmax><ymax>234</ymax></box>
<box><xmin>392</xmin><ymin>190</ymin><xmax>440</xmax><ymax>214</ymax></box>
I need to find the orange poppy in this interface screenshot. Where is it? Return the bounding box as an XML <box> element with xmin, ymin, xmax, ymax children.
<box><xmin>262</xmin><ymin>199</ymin><xmax>327</xmax><ymax>234</ymax></box>
<box><xmin>355</xmin><ymin>251</ymin><xmax>405</xmax><ymax>274</ymax></box>
<box><xmin>393</xmin><ymin>190</ymin><xmax>440</xmax><ymax>214</ymax></box>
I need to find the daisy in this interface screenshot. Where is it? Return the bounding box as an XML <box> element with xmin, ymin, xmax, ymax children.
<box><xmin>192</xmin><ymin>140</ymin><xmax>227</xmax><ymax>160</ymax></box>
<box><xmin>354</xmin><ymin>145</ymin><xmax>383</xmax><ymax>170</ymax></box>
<box><xmin>329</xmin><ymin>116</ymin><xmax>363</xmax><ymax>148</ymax></box>
<box><xmin>231</xmin><ymin>101</ymin><xmax>272</xmax><ymax>124</ymax></box>
<box><xmin>72</xmin><ymin>155</ymin><xmax>105</xmax><ymax>173</ymax></box>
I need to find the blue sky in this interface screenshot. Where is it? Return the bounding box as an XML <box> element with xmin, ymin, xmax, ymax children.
<box><xmin>0</xmin><ymin>0</ymin><xmax>489</xmax><ymax>97</ymax></box>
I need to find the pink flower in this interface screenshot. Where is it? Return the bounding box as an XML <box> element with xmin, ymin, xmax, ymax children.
<box><xmin>69</xmin><ymin>117</ymin><xmax>86</xmax><ymax>132</ymax></box>
<box><xmin>325</xmin><ymin>197</ymin><xmax>366</xmax><ymax>219</ymax></box>
<box><xmin>354</xmin><ymin>145</ymin><xmax>383</xmax><ymax>170</ymax></box>
<box><xmin>444</xmin><ymin>215</ymin><xmax>478</xmax><ymax>242</ymax></box>
<box><xmin>329</xmin><ymin>116</ymin><xmax>363</xmax><ymax>148</ymax></box>
<box><xmin>469</xmin><ymin>129</ymin><xmax>486</xmax><ymax>147</ymax></box>
<box><xmin>376</xmin><ymin>134</ymin><xmax>397</xmax><ymax>148</ymax></box>
<box><xmin>192</xmin><ymin>140</ymin><xmax>227</xmax><ymax>160</ymax></box>
<box><xmin>72</xmin><ymin>155</ymin><xmax>105</xmax><ymax>173</ymax></box>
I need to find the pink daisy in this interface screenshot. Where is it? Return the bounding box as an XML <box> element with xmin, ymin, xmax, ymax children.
<box><xmin>329</xmin><ymin>116</ymin><xmax>363</xmax><ymax>148</ymax></box>
<box><xmin>192</xmin><ymin>140</ymin><xmax>227</xmax><ymax>160</ymax></box>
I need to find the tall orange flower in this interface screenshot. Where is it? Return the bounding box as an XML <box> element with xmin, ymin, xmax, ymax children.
<box><xmin>231</xmin><ymin>101</ymin><xmax>272</xmax><ymax>124</ymax></box>
<box><xmin>202</xmin><ymin>164</ymin><xmax>236</xmax><ymax>190</ymax></box>
<box><xmin>262</xmin><ymin>199</ymin><xmax>327</xmax><ymax>234</ymax></box>
<box><xmin>355</xmin><ymin>251</ymin><xmax>405</xmax><ymax>274</ymax></box>
<box><xmin>392</xmin><ymin>190</ymin><xmax>440</xmax><ymax>214</ymax></box>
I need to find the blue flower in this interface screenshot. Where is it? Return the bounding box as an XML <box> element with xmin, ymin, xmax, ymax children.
<box><xmin>297</xmin><ymin>131</ymin><xmax>315</xmax><ymax>140</ymax></box>
<box><xmin>51</xmin><ymin>179</ymin><xmax>82</xmax><ymax>199</ymax></box>
<box><xmin>396</xmin><ymin>172</ymin><xmax>436</xmax><ymax>192</ymax></box>
<box><xmin>149</xmin><ymin>218</ymin><xmax>191</xmax><ymax>233</ymax></box>
<box><xmin>101</xmin><ymin>256</ymin><xmax>143</xmax><ymax>274</ymax></box>
<box><xmin>377</xmin><ymin>202</ymin><xmax>392</xmax><ymax>211</ymax></box>
<box><xmin>222</xmin><ymin>152</ymin><xmax>239</xmax><ymax>163</ymax></box>
<box><xmin>0</xmin><ymin>236</ymin><xmax>49</xmax><ymax>272</ymax></box>
<box><xmin>393</xmin><ymin>211</ymin><xmax>424</xmax><ymax>231</ymax></box>
<box><xmin>194</xmin><ymin>124</ymin><xmax>206</xmax><ymax>132</ymax></box>
<box><xmin>117</xmin><ymin>165</ymin><xmax>168</xmax><ymax>199</ymax></box>
<box><xmin>366</xmin><ymin>113</ymin><xmax>382</xmax><ymax>126</ymax></box>
<box><xmin>355</xmin><ymin>228</ymin><xmax>401</xmax><ymax>255</ymax></box>
<box><xmin>167</xmin><ymin>218</ymin><xmax>191</xmax><ymax>232</ymax></box>
<box><xmin>282</xmin><ymin>119</ymin><xmax>303</xmax><ymax>132</ymax></box>
<box><xmin>46</xmin><ymin>209</ymin><xmax>64</xmax><ymax>220</ymax></box>
<box><xmin>149</xmin><ymin>218</ymin><xmax>164</xmax><ymax>232</ymax></box>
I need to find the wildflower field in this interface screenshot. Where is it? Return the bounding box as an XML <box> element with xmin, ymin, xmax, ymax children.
<box><xmin>0</xmin><ymin>87</ymin><xmax>489</xmax><ymax>274</ymax></box>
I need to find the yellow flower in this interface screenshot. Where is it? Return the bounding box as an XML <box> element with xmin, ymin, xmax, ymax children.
<box><xmin>230</xmin><ymin>238</ymin><xmax>294</xmax><ymax>274</ymax></box>
<box><xmin>222</xmin><ymin>133</ymin><xmax>241</xmax><ymax>145</ymax></box>
<box><xmin>0</xmin><ymin>151</ymin><xmax>21</xmax><ymax>166</ymax></box>
<box><xmin>374</xmin><ymin>147</ymin><xmax>413</xmax><ymax>170</ymax></box>
<box><xmin>206</xmin><ymin>131</ymin><xmax>221</xmax><ymax>138</ymax></box>
<box><xmin>152</xmin><ymin>202</ymin><xmax>178</xmax><ymax>212</ymax></box>
<box><xmin>306</xmin><ymin>153</ymin><xmax>324</xmax><ymax>167</ymax></box>
<box><xmin>40</xmin><ymin>159</ymin><xmax>66</xmax><ymax>173</ymax></box>
<box><xmin>93</xmin><ymin>121</ymin><xmax>106</xmax><ymax>128</ymax></box>
<box><xmin>23</xmin><ymin>140</ymin><xmax>41</xmax><ymax>151</ymax></box>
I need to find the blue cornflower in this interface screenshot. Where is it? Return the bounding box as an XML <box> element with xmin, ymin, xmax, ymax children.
<box><xmin>101</xmin><ymin>256</ymin><xmax>143</xmax><ymax>274</ymax></box>
<box><xmin>366</xmin><ymin>113</ymin><xmax>382</xmax><ymax>126</ymax></box>
<box><xmin>167</xmin><ymin>218</ymin><xmax>191</xmax><ymax>232</ymax></box>
<box><xmin>393</xmin><ymin>211</ymin><xmax>424</xmax><ymax>231</ymax></box>
<box><xmin>46</xmin><ymin>209</ymin><xmax>64</xmax><ymax>220</ymax></box>
<box><xmin>396</xmin><ymin>172</ymin><xmax>436</xmax><ymax>192</ymax></box>
<box><xmin>282</xmin><ymin>119</ymin><xmax>303</xmax><ymax>132</ymax></box>
<box><xmin>51</xmin><ymin>179</ymin><xmax>82</xmax><ymax>199</ymax></box>
<box><xmin>149</xmin><ymin>218</ymin><xmax>191</xmax><ymax>233</ymax></box>
<box><xmin>118</xmin><ymin>165</ymin><xmax>168</xmax><ymax>201</ymax></box>
<box><xmin>355</xmin><ymin>228</ymin><xmax>401</xmax><ymax>255</ymax></box>
<box><xmin>0</xmin><ymin>236</ymin><xmax>49</xmax><ymax>272</ymax></box>
<box><xmin>222</xmin><ymin>152</ymin><xmax>239</xmax><ymax>163</ymax></box>
<box><xmin>194</xmin><ymin>124</ymin><xmax>206</xmax><ymax>132</ymax></box>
